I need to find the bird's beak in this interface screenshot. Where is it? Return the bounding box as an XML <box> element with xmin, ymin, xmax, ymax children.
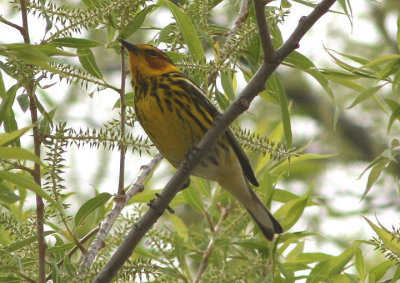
<box><xmin>119</xmin><ymin>39</ymin><xmax>139</xmax><ymax>53</ymax></box>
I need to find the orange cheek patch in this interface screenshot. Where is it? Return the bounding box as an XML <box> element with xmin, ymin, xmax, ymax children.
<box><xmin>146</xmin><ymin>56</ymin><xmax>168</xmax><ymax>70</ymax></box>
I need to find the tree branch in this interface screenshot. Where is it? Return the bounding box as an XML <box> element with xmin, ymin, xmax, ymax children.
<box><xmin>92</xmin><ymin>0</ymin><xmax>337</xmax><ymax>281</ymax></box>
<box><xmin>193</xmin><ymin>205</ymin><xmax>232</xmax><ymax>283</ymax></box>
<box><xmin>19</xmin><ymin>0</ymin><xmax>46</xmax><ymax>281</ymax></box>
<box><xmin>118</xmin><ymin>41</ymin><xmax>127</xmax><ymax>196</ymax></box>
<box><xmin>254</xmin><ymin>0</ymin><xmax>276</xmax><ymax>61</ymax></box>
<box><xmin>79</xmin><ymin>153</ymin><xmax>163</xmax><ymax>271</ymax></box>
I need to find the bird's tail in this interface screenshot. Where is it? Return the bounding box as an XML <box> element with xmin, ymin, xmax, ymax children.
<box><xmin>245</xmin><ymin>188</ymin><xmax>283</xmax><ymax>241</ymax></box>
<box><xmin>220</xmin><ymin>177</ymin><xmax>283</xmax><ymax>241</ymax></box>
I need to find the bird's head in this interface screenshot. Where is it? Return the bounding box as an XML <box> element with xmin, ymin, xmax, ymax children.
<box><xmin>119</xmin><ymin>39</ymin><xmax>180</xmax><ymax>81</ymax></box>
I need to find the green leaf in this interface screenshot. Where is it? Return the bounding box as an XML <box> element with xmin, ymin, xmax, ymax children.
<box><xmin>387</xmin><ymin>104</ymin><xmax>400</xmax><ymax>134</ymax></box>
<box><xmin>2</xmin><ymin>231</ymin><xmax>54</xmax><ymax>252</ymax></box>
<box><xmin>0</xmin><ymin>71</ymin><xmax>5</xmax><ymax>99</ymax></box>
<box><xmin>113</xmin><ymin>92</ymin><xmax>134</xmax><ymax>108</ymax></box>
<box><xmin>275</xmin><ymin>186</ymin><xmax>311</xmax><ymax>230</ymax></box>
<box><xmin>0</xmin><ymin>85</ymin><xmax>18</xmax><ymax>128</ymax></box>
<box><xmin>285</xmin><ymin>51</ymin><xmax>338</xmax><ymax>127</ymax></box>
<box><xmin>220</xmin><ymin>71</ymin><xmax>236</xmax><ymax>101</ymax></box>
<box><xmin>369</xmin><ymin>261</ymin><xmax>395</xmax><ymax>282</ymax></box>
<box><xmin>337</xmin><ymin>0</ymin><xmax>353</xmax><ymax>27</ymax></box>
<box><xmin>286</xmin><ymin>252</ymin><xmax>332</xmax><ymax>265</ymax></box>
<box><xmin>266</xmin><ymin>74</ymin><xmax>292</xmax><ymax>148</ymax></box>
<box><xmin>307</xmin><ymin>246</ymin><xmax>356</xmax><ymax>283</ymax></box>
<box><xmin>0</xmin><ymin>183</ymin><xmax>20</xmax><ymax>203</ymax></box>
<box><xmin>121</xmin><ymin>5</ymin><xmax>158</xmax><ymax>38</ymax></box>
<box><xmin>17</xmin><ymin>93</ymin><xmax>29</xmax><ymax>113</ymax></box>
<box><xmin>271</xmin><ymin>154</ymin><xmax>334</xmax><ymax>176</ymax></box>
<box><xmin>181</xmin><ymin>187</ymin><xmax>205</xmax><ymax>213</ymax></box>
<box><xmin>169</xmin><ymin>214</ymin><xmax>188</xmax><ymax>240</ymax></box>
<box><xmin>362</xmin><ymin>161</ymin><xmax>388</xmax><ymax>199</ymax></box>
<box><xmin>364</xmin><ymin>217</ymin><xmax>400</xmax><ymax>257</ymax></box>
<box><xmin>74</xmin><ymin>192</ymin><xmax>112</xmax><ymax>226</ymax></box>
<box><xmin>51</xmin><ymin>38</ymin><xmax>102</xmax><ymax>48</ymax></box>
<box><xmin>354</xmin><ymin>246</ymin><xmax>365</xmax><ymax>280</ymax></box>
<box><xmin>0</xmin><ymin>127</ymin><xmax>31</xmax><ymax>146</ymax></box>
<box><xmin>276</xmin><ymin>76</ymin><xmax>292</xmax><ymax>147</ymax></box>
<box><xmin>77</xmin><ymin>48</ymin><xmax>103</xmax><ymax>79</ymax></box>
<box><xmin>0</xmin><ymin>146</ymin><xmax>42</xmax><ymax>164</ymax></box>
<box><xmin>361</xmin><ymin>54</ymin><xmax>400</xmax><ymax>69</ymax></box>
<box><xmin>0</xmin><ymin>171</ymin><xmax>61</xmax><ymax>210</ymax></box>
<box><xmin>324</xmin><ymin>74</ymin><xmax>365</xmax><ymax>92</ymax></box>
<box><xmin>0</xmin><ymin>43</ymin><xmax>76</xmax><ymax>58</ymax></box>
<box><xmin>398</xmin><ymin>15</ymin><xmax>400</xmax><ymax>51</ymax></box>
<box><xmin>347</xmin><ymin>84</ymin><xmax>385</xmax><ymax>109</ymax></box>
<box><xmin>163</xmin><ymin>0</ymin><xmax>205</xmax><ymax>63</ymax></box>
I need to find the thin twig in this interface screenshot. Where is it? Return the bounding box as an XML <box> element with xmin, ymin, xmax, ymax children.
<box><xmin>254</xmin><ymin>0</ymin><xmax>276</xmax><ymax>61</ymax></box>
<box><xmin>118</xmin><ymin>39</ymin><xmax>127</xmax><ymax>196</ymax></box>
<box><xmin>79</xmin><ymin>153</ymin><xmax>163</xmax><ymax>271</ymax></box>
<box><xmin>193</xmin><ymin>205</ymin><xmax>232</xmax><ymax>283</ymax></box>
<box><xmin>0</xmin><ymin>16</ymin><xmax>23</xmax><ymax>32</ymax></box>
<box><xmin>93</xmin><ymin>0</ymin><xmax>337</xmax><ymax>281</ymax></box>
<box><xmin>46</xmin><ymin>227</ymin><xmax>99</xmax><ymax>281</ymax></box>
<box><xmin>19</xmin><ymin>0</ymin><xmax>46</xmax><ymax>281</ymax></box>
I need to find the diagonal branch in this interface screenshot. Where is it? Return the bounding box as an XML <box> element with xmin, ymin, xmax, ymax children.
<box><xmin>92</xmin><ymin>0</ymin><xmax>337</xmax><ymax>281</ymax></box>
<box><xmin>79</xmin><ymin>153</ymin><xmax>163</xmax><ymax>271</ymax></box>
<box><xmin>254</xmin><ymin>0</ymin><xmax>276</xmax><ymax>61</ymax></box>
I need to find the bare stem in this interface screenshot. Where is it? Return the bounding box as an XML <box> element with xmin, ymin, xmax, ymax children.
<box><xmin>193</xmin><ymin>205</ymin><xmax>232</xmax><ymax>283</ymax></box>
<box><xmin>118</xmin><ymin>44</ymin><xmax>127</xmax><ymax>195</ymax></box>
<box><xmin>19</xmin><ymin>0</ymin><xmax>46</xmax><ymax>281</ymax></box>
<box><xmin>0</xmin><ymin>16</ymin><xmax>23</xmax><ymax>32</ymax></box>
<box><xmin>79</xmin><ymin>153</ymin><xmax>163</xmax><ymax>272</ymax></box>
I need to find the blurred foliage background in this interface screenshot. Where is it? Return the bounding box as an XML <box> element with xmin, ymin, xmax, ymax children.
<box><xmin>1</xmin><ymin>0</ymin><xmax>400</xmax><ymax>282</ymax></box>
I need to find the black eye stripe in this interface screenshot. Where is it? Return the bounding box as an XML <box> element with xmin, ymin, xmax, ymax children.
<box><xmin>147</xmin><ymin>50</ymin><xmax>158</xmax><ymax>56</ymax></box>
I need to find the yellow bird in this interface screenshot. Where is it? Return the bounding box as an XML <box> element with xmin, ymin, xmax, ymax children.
<box><xmin>120</xmin><ymin>39</ymin><xmax>283</xmax><ymax>240</ymax></box>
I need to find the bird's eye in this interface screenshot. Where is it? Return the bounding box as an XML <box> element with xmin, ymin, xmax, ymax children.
<box><xmin>148</xmin><ymin>50</ymin><xmax>158</xmax><ymax>57</ymax></box>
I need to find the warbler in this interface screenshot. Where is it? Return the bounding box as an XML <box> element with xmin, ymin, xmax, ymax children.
<box><xmin>120</xmin><ymin>39</ymin><xmax>283</xmax><ymax>240</ymax></box>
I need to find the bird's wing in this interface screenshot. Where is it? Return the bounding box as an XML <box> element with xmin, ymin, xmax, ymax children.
<box><xmin>172</xmin><ymin>73</ymin><xmax>259</xmax><ymax>186</ymax></box>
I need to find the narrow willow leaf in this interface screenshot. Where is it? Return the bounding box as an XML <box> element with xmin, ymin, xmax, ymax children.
<box><xmin>0</xmin><ymin>146</ymin><xmax>42</xmax><ymax>164</ymax></box>
<box><xmin>387</xmin><ymin>105</ymin><xmax>400</xmax><ymax>134</ymax></box>
<box><xmin>337</xmin><ymin>0</ymin><xmax>353</xmax><ymax>27</ymax></box>
<box><xmin>77</xmin><ymin>48</ymin><xmax>103</xmax><ymax>79</ymax></box>
<box><xmin>51</xmin><ymin>38</ymin><xmax>102</xmax><ymax>48</ymax></box>
<box><xmin>2</xmin><ymin>231</ymin><xmax>54</xmax><ymax>252</ymax></box>
<box><xmin>347</xmin><ymin>84</ymin><xmax>385</xmax><ymax>109</ymax></box>
<box><xmin>364</xmin><ymin>217</ymin><xmax>400</xmax><ymax>257</ymax></box>
<box><xmin>275</xmin><ymin>185</ymin><xmax>311</xmax><ymax>230</ymax></box>
<box><xmin>307</xmin><ymin>246</ymin><xmax>356</xmax><ymax>283</ymax></box>
<box><xmin>0</xmin><ymin>127</ymin><xmax>31</xmax><ymax>146</ymax></box>
<box><xmin>398</xmin><ymin>15</ymin><xmax>400</xmax><ymax>51</ymax></box>
<box><xmin>220</xmin><ymin>71</ymin><xmax>235</xmax><ymax>101</ymax></box>
<box><xmin>355</xmin><ymin>246</ymin><xmax>366</xmax><ymax>280</ymax></box>
<box><xmin>121</xmin><ymin>5</ymin><xmax>158</xmax><ymax>38</ymax></box>
<box><xmin>0</xmin><ymin>183</ymin><xmax>20</xmax><ymax>203</ymax></box>
<box><xmin>181</xmin><ymin>187</ymin><xmax>205</xmax><ymax>213</ymax></box>
<box><xmin>286</xmin><ymin>253</ymin><xmax>332</xmax><ymax>265</ymax></box>
<box><xmin>266</xmin><ymin>75</ymin><xmax>292</xmax><ymax>147</ymax></box>
<box><xmin>324</xmin><ymin>74</ymin><xmax>365</xmax><ymax>92</ymax></box>
<box><xmin>362</xmin><ymin>161</ymin><xmax>388</xmax><ymax>199</ymax></box>
<box><xmin>113</xmin><ymin>92</ymin><xmax>134</xmax><ymax>108</ymax></box>
<box><xmin>0</xmin><ymin>85</ymin><xmax>18</xmax><ymax>128</ymax></box>
<box><xmin>369</xmin><ymin>261</ymin><xmax>395</xmax><ymax>282</ymax></box>
<box><xmin>0</xmin><ymin>171</ymin><xmax>61</xmax><ymax>210</ymax></box>
<box><xmin>74</xmin><ymin>192</ymin><xmax>112</xmax><ymax>226</ymax></box>
<box><xmin>361</xmin><ymin>54</ymin><xmax>400</xmax><ymax>69</ymax></box>
<box><xmin>0</xmin><ymin>71</ymin><xmax>5</xmax><ymax>99</ymax></box>
<box><xmin>169</xmin><ymin>214</ymin><xmax>188</xmax><ymax>240</ymax></box>
<box><xmin>163</xmin><ymin>0</ymin><xmax>205</xmax><ymax>63</ymax></box>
